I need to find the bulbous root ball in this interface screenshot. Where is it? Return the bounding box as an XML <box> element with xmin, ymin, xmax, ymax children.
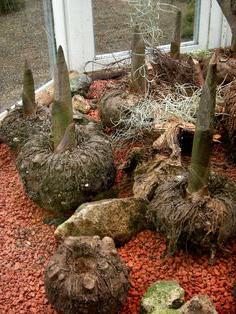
<box><xmin>147</xmin><ymin>173</ymin><xmax>236</xmax><ymax>255</ymax></box>
<box><xmin>16</xmin><ymin>124</ymin><xmax>116</xmax><ymax>212</ymax></box>
<box><xmin>223</xmin><ymin>80</ymin><xmax>236</xmax><ymax>162</ymax></box>
<box><xmin>44</xmin><ymin>236</ymin><xmax>129</xmax><ymax>314</ymax></box>
<box><xmin>0</xmin><ymin>106</ymin><xmax>51</xmax><ymax>152</ymax></box>
<box><xmin>98</xmin><ymin>90</ymin><xmax>139</xmax><ymax>129</ymax></box>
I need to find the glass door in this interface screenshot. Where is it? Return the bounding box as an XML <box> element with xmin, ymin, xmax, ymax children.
<box><xmin>92</xmin><ymin>0</ymin><xmax>198</xmax><ymax>56</ymax></box>
<box><xmin>0</xmin><ymin>0</ymin><xmax>54</xmax><ymax>113</ymax></box>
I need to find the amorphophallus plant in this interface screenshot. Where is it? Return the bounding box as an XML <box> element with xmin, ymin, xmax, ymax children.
<box><xmin>17</xmin><ymin>46</ymin><xmax>116</xmax><ymax>212</ymax></box>
<box><xmin>147</xmin><ymin>54</ymin><xmax>236</xmax><ymax>260</ymax></box>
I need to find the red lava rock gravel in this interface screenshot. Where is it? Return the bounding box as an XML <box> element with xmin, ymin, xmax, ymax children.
<box><xmin>1</xmin><ymin>142</ymin><xmax>236</xmax><ymax>314</ymax></box>
<box><xmin>0</xmin><ymin>144</ymin><xmax>57</xmax><ymax>314</ymax></box>
<box><xmin>119</xmin><ymin>231</ymin><xmax>236</xmax><ymax>314</ymax></box>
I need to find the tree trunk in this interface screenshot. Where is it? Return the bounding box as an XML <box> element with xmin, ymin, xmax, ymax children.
<box><xmin>170</xmin><ymin>10</ymin><xmax>182</xmax><ymax>58</ymax></box>
<box><xmin>216</xmin><ymin>0</ymin><xmax>236</xmax><ymax>52</ymax></box>
<box><xmin>52</xmin><ymin>46</ymin><xmax>73</xmax><ymax>150</ymax></box>
<box><xmin>130</xmin><ymin>25</ymin><xmax>146</xmax><ymax>94</ymax></box>
<box><xmin>187</xmin><ymin>53</ymin><xmax>217</xmax><ymax>194</ymax></box>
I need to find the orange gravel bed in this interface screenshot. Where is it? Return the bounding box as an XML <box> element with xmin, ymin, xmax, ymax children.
<box><xmin>1</xmin><ymin>143</ymin><xmax>236</xmax><ymax>314</ymax></box>
<box><xmin>0</xmin><ymin>144</ymin><xmax>56</xmax><ymax>314</ymax></box>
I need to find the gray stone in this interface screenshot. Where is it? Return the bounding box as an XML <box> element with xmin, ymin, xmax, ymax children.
<box><xmin>55</xmin><ymin>197</ymin><xmax>148</xmax><ymax>244</ymax></box>
<box><xmin>141</xmin><ymin>281</ymin><xmax>185</xmax><ymax>314</ymax></box>
<box><xmin>180</xmin><ymin>295</ymin><xmax>218</xmax><ymax>314</ymax></box>
<box><xmin>70</xmin><ymin>74</ymin><xmax>92</xmax><ymax>96</ymax></box>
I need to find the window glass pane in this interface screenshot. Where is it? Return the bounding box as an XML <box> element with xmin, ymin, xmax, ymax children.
<box><xmin>0</xmin><ymin>0</ymin><xmax>52</xmax><ymax>113</ymax></box>
<box><xmin>92</xmin><ymin>0</ymin><xmax>197</xmax><ymax>55</ymax></box>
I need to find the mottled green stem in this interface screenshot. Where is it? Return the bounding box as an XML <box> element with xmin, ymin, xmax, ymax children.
<box><xmin>130</xmin><ymin>25</ymin><xmax>146</xmax><ymax>93</ymax></box>
<box><xmin>54</xmin><ymin>123</ymin><xmax>76</xmax><ymax>154</ymax></box>
<box><xmin>187</xmin><ymin>53</ymin><xmax>217</xmax><ymax>194</ymax></box>
<box><xmin>170</xmin><ymin>10</ymin><xmax>182</xmax><ymax>58</ymax></box>
<box><xmin>22</xmin><ymin>60</ymin><xmax>36</xmax><ymax>116</ymax></box>
<box><xmin>52</xmin><ymin>46</ymin><xmax>73</xmax><ymax>150</ymax></box>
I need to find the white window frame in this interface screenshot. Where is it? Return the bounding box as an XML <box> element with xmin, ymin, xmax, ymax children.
<box><xmin>0</xmin><ymin>0</ymin><xmax>232</xmax><ymax>121</ymax></box>
<box><xmin>51</xmin><ymin>0</ymin><xmax>232</xmax><ymax>72</ymax></box>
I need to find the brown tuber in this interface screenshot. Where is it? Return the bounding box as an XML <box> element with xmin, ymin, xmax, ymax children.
<box><xmin>16</xmin><ymin>46</ymin><xmax>116</xmax><ymax>212</ymax></box>
<box><xmin>147</xmin><ymin>54</ymin><xmax>236</xmax><ymax>257</ymax></box>
<box><xmin>0</xmin><ymin>60</ymin><xmax>51</xmax><ymax>152</ymax></box>
<box><xmin>44</xmin><ymin>236</ymin><xmax>129</xmax><ymax>314</ymax></box>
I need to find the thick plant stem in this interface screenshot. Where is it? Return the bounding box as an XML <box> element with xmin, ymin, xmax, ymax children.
<box><xmin>216</xmin><ymin>0</ymin><xmax>236</xmax><ymax>52</ymax></box>
<box><xmin>170</xmin><ymin>10</ymin><xmax>182</xmax><ymax>58</ymax></box>
<box><xmin>130</xmin><ymin>25</ymin><xmax>146</xmax><ymax>94</ymax></box>
<box><xmin>22</xmin><ymin>60</ymin><xmax>36</xmax><ymax>116</ymax></box>
<box><xmin>54</xmin><ymin>123</ymin><xmax>76</xmax><ymax>154</ymax></box>
<box><xmin>52</xmin><ymin>46</ymin><xmax>73</xmax><ymax>150</ymax></box>
<box><xmin>187</xmin><ymin>53</ymin><xmax>217</xmax><ymax>194</ymax></box>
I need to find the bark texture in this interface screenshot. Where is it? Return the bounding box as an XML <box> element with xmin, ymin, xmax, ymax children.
<box><xmin>216</xmin><ymin>0</ymin><xmax>236</xmax><ymax>52</ymax></box>
<box><xmin>0</xmin><ymin>105</ymin><xmax>51</xmax><ymax>153</ymax></box>
<box><xmin>44</xmin><ymin>236</ymin><xmax>129</xmax><ymax>314</ymax></box>
<box><xmin>222</xmin><ymin>80</ymin><xmax>236</xmax><ymax>161</ymax></box>
<box><xmin>187</xmin><ymin>54</ymin><xmax>217</xmax><ymax>194</ymax></box>
<box><xmin>151</xmin><ymin>49</ymin><xmax>195</xmax><ymax>86</ymax></box>
<box><xmin>16</xmin><ymin>124</ymin><xmax>116</xmax><ymax>212</ymax></box>
<box><xmin>147</xmin><ymin>173</ymin><xmax>236</xmax><ymax>254</ymax></box>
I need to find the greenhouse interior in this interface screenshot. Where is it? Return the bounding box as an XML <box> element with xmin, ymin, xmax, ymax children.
<box><xmin>1</xmin><ymin>0</ymin><xmax>236</xmax><ymax>313</ymax></box>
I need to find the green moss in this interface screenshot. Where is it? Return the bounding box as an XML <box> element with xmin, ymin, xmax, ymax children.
<box><xmin>141</xmin><ymin>281</ymin><xmax>185</xmax><ymax>314</ymax></box>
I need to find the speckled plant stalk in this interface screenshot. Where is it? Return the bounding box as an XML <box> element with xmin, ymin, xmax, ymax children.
<box><xmin>130</xmin><ymin>25</ymin><xmax>146</xmax><ymax>94</ymax></box>
<box><xmin>22</xmin><ymin>60</ymin><xmax>36</xmax><ymax>116</ymax></box>
<box><xmin>52</xmin><ymin>46</ymin><xmax>74</xmax><ymax>150</ymax></box>
<box><xmin>187</xmin><ymin>53</ymin><xmax>217</xmax><ymax>194</ymax></box>
<box><xmin>170</xmin><ymin>10</ymin><xmax>182</xmax><ymax>58</ymax></box>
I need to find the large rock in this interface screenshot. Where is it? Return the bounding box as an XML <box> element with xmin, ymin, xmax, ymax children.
<box><xmin>141</xmin><ymin>281</ymin><xmax>185</xmax><ymax>314</ymax></box>
<box><xmin>55</xmin><ymin>197</ymin><xmax>148</xmax><ymax>244</ymax></box>
<box><xmin>180</xmin><ymin>295</ymin><xmax>217</xmax><ymax>314</ymax></box>
<box><xmin>70</xmin><ymin>73</ymin><xmax>92</xmax><ymax>96</ymax></box>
